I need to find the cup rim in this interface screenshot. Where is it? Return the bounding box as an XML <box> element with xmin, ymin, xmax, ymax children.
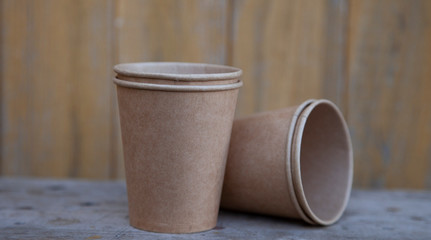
<box><xmin>290</xmin><ymin>99</ymin><xmax>353</xmax><ymax>225</ymax></box>
<box><xmin>113</xmin><ymin>77</ymin><xmax>243</xmax><ymax>92</ymax></box>
<box><xmin>285</xmin><ymin>99</ymin><xmax>316</xmax><ymax>225</ymax></box>
<box><xmin>114</xmin><ymin>62</ymin><xmax>242</xmax><ymax>81</ymax></box>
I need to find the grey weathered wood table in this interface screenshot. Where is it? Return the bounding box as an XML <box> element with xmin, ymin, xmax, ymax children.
<box><xmin>0</xmin><ymin>178</ymin><xmax>430</xmax><ymax>240</ymax></box>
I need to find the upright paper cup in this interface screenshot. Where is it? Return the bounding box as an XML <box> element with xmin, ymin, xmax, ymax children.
<box><xmin>113</xmin><ymin>62</ymin><xmax>242</xmax><ymax>233</ymax></box>
<box><xmin>221</xmin><ymin>99</ymin><xmax>353</xmax><ymax>225</ymax></box>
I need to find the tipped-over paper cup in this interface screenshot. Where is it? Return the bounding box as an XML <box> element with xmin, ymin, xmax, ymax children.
<box><xmin>113</xmin><ymin>62</ymin><xmax>242</xmax><ymax>233</ymax></box>
<box><xmin>221</xmin><ymin>99</ymin><xmax>353</xmax><ymax>225</ymax></box>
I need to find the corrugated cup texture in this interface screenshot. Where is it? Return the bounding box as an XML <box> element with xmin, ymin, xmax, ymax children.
<box><xmin>221</xmin><ymin>99</ymin><xmax>353</xmax><ymax>225</ymax></box>
<box><xmin>114</xmin><ymin>62</ymin><xmax>242</xmax><ymax>233</ymax></box>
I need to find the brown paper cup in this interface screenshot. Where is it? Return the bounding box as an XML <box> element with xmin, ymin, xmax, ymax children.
<box><xmin>113</xmin><ymin>62</ymin><xmax>242</xmax><ymax>233</ymax></box>
<box><xmin>221</xmin><ymin>99</ymin><xmax>353</xmax><ymax>225</ymax></box>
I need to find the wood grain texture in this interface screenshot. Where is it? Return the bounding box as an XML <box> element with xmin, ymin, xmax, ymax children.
<box><xmin>0</xmin><ymin>0</ymin><xmax>114</xmax><ymax>179</ymax></box>
<box><xmin>67</xmin><ymin>0</ymin><xmax>114</xmax><ymax>179</ymax></box>
<box><xmin>322</xmin><ymin>0</ymin><xmax>350</xmax><ymax>114</ymax></box>
<box><xmin>0</xmin><ymin>0</ymin><xmax>430</xmax><ymax>189</ymax></box>
<box><xmin>1</xmin><ymin>0</ymin><xmax>73</xmax><ymax>177</ymax></box>
<box><xmin>0</xmin><ymin>0</ymin><xmax>3</xmax><ymax>175</ymax></box>
<box><xmin>347</xmin><ymin>0</ymin><xmax>431</xmax><ymax>189</ymax></box>
<box><xmin>113</xmin><ymin>0</ymin><xmax>229</xmax><ymax>178</ymax></box>
<box><xmin>115</xmin><ymin>0</ymin><xmax>227</xmax><ymax>64</ymax></box>
<box><xmin>1</xmin><ymin>178</ymin><xmax>431</xmax><ymax>239</ymax></box>
<box><xmin>230</xmin><ymin>0</ymin><xmax>349</xmax><ymax>117</ymax></box>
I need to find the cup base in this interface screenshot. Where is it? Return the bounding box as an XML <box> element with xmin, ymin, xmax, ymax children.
<box><xmin>130</xmin><ymin>219</ymin><xmax>217</xmax><ymax>234</ymax></box>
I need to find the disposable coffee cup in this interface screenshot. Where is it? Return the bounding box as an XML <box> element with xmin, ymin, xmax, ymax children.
<box><xmin>221</xmin><ymin>99</ymin><xmax>353</xmax><ymax>225</ymax></box>
<box><xmin>113</xmin><ymin>62</ymin><xmax>242</xmax><ymax>233</ymax></box>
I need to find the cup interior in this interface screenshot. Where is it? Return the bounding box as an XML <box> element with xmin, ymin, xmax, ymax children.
<box><xmin>293</xmin><ymin>100</ymin><xmax>353</xmax><ymax>225</ymax></box>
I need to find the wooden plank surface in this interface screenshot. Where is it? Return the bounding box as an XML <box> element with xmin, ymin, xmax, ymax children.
<box><xmin>1</xmin><ymin>178</ymin><xmax>430</xmax><ymax>239</ymax></box>
<box><xmin>1</xmin><ymin>0</ymin><xmax>75</xmax><ymax>177</ymax></box>
<box><xmin>230</xmin><ymin>0</ymin><xmax>349</xmax><ymax>117</ymax></box>
<box><xmin>67</xmin><ymin>0</ymin><xmax>114</xmax><ymax>179</ymax></box>
<box><xmin>347</xmin><ymin>0</ymin><xmax>431</xmax><ymax>189</ymax></box>
<box><xmin>0</xmin><ymin>0</ymin><xmax>430</xmax><ymax>190</ymax></box>
<box><xmin>0</xmin><ymin>0</ymin><xmax>114</xmax><ymax>179</ymax></box>
<box><xmin>115</xmin><ymin>0</ymin><xmax>228</xmax><ymax>64</ymax></box>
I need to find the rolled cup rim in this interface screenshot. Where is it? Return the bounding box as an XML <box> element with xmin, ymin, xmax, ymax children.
<box><xmin>290</xmin><ymin>99</ymin><xmax>353</xmax><ymax>225</ymax></box>
<box><xmin>113</xmin><ymin>77</ymin><xmax>243</xmax><ymax>92</ymax></box>
<box><xmin>285</xmin><ymin>99</ymin><xmax>316</xmax><ymax>225</ymax></box>
<box><xmin>114</xmin><ymin>62</ymin><xmax>242</xmax><ymax>81</ymax></box>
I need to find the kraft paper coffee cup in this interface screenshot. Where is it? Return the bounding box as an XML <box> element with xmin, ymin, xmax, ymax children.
<box><xmin>221</xmin><ymin>99</ymin><xmax>353</xmax><ymax>225</ymax></box>
<box><xmin>113</xmin><ymin>62</ymin><xmax>242</xmax><ymax>233</ymax></box>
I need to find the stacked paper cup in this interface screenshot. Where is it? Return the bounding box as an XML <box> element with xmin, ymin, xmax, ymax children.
<box><xmin>113</xmin><ymin>62</ymin><xmax>243</xmax><ymax>233</ymax></box>
<box><xmin>221</xmin><ymin>99</ymin><xmax>353</xmax><ymax>225</ymax></box>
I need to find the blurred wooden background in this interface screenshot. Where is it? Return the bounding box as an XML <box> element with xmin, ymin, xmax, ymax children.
<box><xmin>1</xmin><ymin>0</ymin><xmax>430</xmax><ymax>189</ymax></box>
